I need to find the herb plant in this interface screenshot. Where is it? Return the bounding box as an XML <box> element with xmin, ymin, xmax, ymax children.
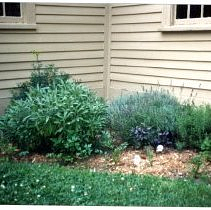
<box><xmin>0</xmin><ymin>78</ymin><xmax>107</xmax><ymax>159</ymax></box>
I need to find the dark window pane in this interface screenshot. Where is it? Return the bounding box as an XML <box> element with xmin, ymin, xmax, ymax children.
<box><xmin>203</xmin><ymin>5</ymin><xmax>211</xmax><ymax>17</ymax></box>
<box><xmin>176</xmin><ymin>5</ymin><xmax>188</xmax><ymax>19</ymax></box>
<box><xmin>190</xmin><ymin>5</ymin><xmax>201</xmax><ymax>18</ymax></box>
<box><xmin>0</xmin><ymin>3</ymin><xmax>3</xmax><ymax>16</ymax></box>
<box><xmin>5</xmin><ymin>3</ymin><xmax>20</xmax><ymax>17</ymax></box>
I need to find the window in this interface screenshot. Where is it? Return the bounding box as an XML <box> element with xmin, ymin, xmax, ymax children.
<box><xmin>0</xmin><ymin>3</ymin><xmax>21</xmax><ymax>17</ymax></box>
<box><xmin>176</xmin><ymin>5</ymin><xmax>211</xmax><ymax>19</ymax></box>
<box><xmin>0</xmin><ymin>3</ymin><xmax>36</xmax><ymax>29</ymax></box>
<box><xmin>162</xmin><ymin>4</ymin><xmax>211</xmax><ymax>31</ymax></box>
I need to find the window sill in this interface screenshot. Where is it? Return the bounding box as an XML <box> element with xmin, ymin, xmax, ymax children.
<box><xmin>160</xmin><ymin>25</ymin><xmax>211</xmax><ymax>32</ymax></box>
<box><xmin>0</xmin><ymin>23</ymin><xmax>37</xmax><ymax>30</ymax></box>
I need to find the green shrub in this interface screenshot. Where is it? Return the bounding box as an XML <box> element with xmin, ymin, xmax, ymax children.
<box><xmin>12</xmin><ymin>52</ymin><xmax>69</xmax><ymax>101</ymax></box>
<box><xmin>201</xmin><ymin>137</ymin><xmax>211</xmax><ymax>161</ymax></box>
<box><xmin>189</xmin><ymin>154</ymin><xmax>205</xmax><ymax>178</ymax></box>
<box><xmin>108</xmin><ymin>89</ymin><xmax>181</xmax><ymax>147</ymax></box>
<box><xmin>176</xmin><ymin>104</ymin><xmax>211</xmax><ymax>150</ymax></box>
<box><xmin>0</xmin><ymin>78</ymin><xmax>107</xmax><ymax>159</ymax></box>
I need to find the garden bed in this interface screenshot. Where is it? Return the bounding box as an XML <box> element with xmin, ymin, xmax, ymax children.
<box><xmin>11</xmin><ymin>148</ymin><xmax>211</xmax><ymax>179</ymax></box>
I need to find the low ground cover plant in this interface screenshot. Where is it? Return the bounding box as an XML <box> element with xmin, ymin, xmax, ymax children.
<box><xmin>0</xmin><ymin>162</ymin><xmax>211</xmax><ymax>206</ymax></box>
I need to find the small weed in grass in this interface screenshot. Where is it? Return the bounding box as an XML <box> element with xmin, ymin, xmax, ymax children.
<box><xmin>0</xmin><ymin>161</ymin><xmax>211</xmax><ymax>206</ymax></box>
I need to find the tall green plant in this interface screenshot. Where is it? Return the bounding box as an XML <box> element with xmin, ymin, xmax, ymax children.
<box><xmin>12</xmin><ymin>51</ymin><xmax>69</xmax><ymax>101</ymax></box>
<box><xmin>176</xmin><ymin>104</ymin><xmax>211</xmax><ymax>150</ymax></box>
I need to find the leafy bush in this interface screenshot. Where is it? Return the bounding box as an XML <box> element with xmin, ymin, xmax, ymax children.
<box><xmin>201</xmin><ymin>137</ymin><xmax>211</xmax><ymax>161</ymax></box>
<box><xmin>176</xmin><ymin>104</ymin><xmax>211</xmax><ymax>150</ymax></box>
<box><xmin>189</xmin><ymin>154</ymin><xmax>205</xmax><ymax>178</ymax></box>
<box><xmin>0</xmin><ymin>78</ymin><xmax>107</xmax><ymax>159</ymax></box>
<box><xmin>108</xmin><ymin>89</ymin><xmax>181</xmax><ymax>147</ymax></box>
<box><xmin>12</xmin><ymin>51</ymin><xmax>69</xmax><ymax>101</ymax></box>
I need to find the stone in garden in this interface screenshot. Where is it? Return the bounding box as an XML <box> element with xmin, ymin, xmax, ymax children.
<box><xmin>156</xmin><ymin>145</ymin><xmax>164</xmax><ymax>153</ymax></box>
<box><xmin>133</xmin><ymin>154</ymin><xmax>141</xmax><ymax>166</ymax></box>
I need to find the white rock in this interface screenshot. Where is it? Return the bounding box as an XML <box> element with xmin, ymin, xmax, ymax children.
<box><xmin>133</xmin><ymin>154</ymin><xmax>141</xmax><ymax>166</ymax></box>
<box><xmin>156</xmin><ymin>145</ymin><xmax>164</xmax><ymax>153</ymax></box>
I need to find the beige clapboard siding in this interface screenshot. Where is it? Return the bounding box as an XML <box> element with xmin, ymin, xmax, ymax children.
<box><xmin>111</xmin><ymin>4</ymin><xmax>142</xmax><ymax>8</ymax></box>
<box><xmin>36</xmin><ymin>15</ymin><xmax>104</xmax><ymax>24</ymax></box>
<box><xmin>0</xmin><ymin>42</ymin><xmax>104</xmax><ymax>53</ymax></box>
<box><xmin>37</xmin><ymin>24</ymin><xmax>104</xmax><ymax>33</ymax></box>
<box><xmin>0</xmin><ymin>33</ymin><xmax>104</xmax><ymax>43</ymax></box>
<box><xmin>36</xmin><ymin>5</ymin><xmax>105</xmax><ymax>16</ymax></box>
<box><xmin>112</xmin><ymin>13</ymin><xmax>161</xmax><ymax>24</ymax></box>
<box><xmin>111</xmin><ymin>73</ymin><xmax>211</xmax><ymax>90</ymax></box>
<box><xmin>36</xmin><ymin>3</ymin><xmax>105</xmax><ymax>8</ymax></box>
<box><xmin>110</xmin><ymin>0</ymin><xmax>211</xmax><ymax>104</ymax></box>
<box><xmin>112</xmin><ymin>23</ymin><xmax>160</xmax><ymax>32</ymax></box>
<box><xmin>0</xmin><ymin>66</ymin><xmax>103</xmax><ymax>80</ymax></box>
<box><xmin>0</xmin><ymin>59</ymin><xmax>104</xmax><ymax>71</ymax></box>
<box><xmin>111</xmin><ymin>66</ymin><xmax>211</xmax><ymax>81</ymax></box>
<box><xmin>110</xmin><ymin>81</ymin><xmax>211</xmax><ymax>101</ymax></box>
<box><xmin>0</xmin><ymin>3</ymin><xmax>105</xmax><ymax>114</ymax></box>
<box><xmin>0</xmin><ymin>24</ymin><xmax>104</xmax><ymax>33</ymax></box>
<box><xmin>109</xmin><ymin>86</ymin><xmax>211</xmax><ymax>105</ymax></box>
<box><xmin>0</xmin><ymin>89</ymin><xmax>13</xmax><ymax>99</ymax></box>
<box><xmin>111</xmin><ymin>50</ymin><xmax>211</xmax><ymax>62</ymax></box>
<box><xmin>0</xmin><ymin>98</ymin><xmax>10</xmax><ymax>114</ymax></box>
<box><xmin>0</xmin><ymin>73</ymin><xmax>103</xmax><ymax>90</ymax></box>
<box><xmin>111</xmin><ymin>58</ymin><xmax>211</xmax><ymax>71</ymax></box>
<box><xmin>0</xmin><ymin>51</ymin><xmax>104</xmax><ymax>63</ymax></box>
<box><xmin>111</xmin><ymin>41</ymin><xmax>211</xmax><ymax>51</ymax></box>
<box><xmin>112</xmin><ymin>4</ymin><xmax>161</xmax><ymax>15</ymax></box>
<box><xmin>112</xmin><ymin>32</ymin><xmax>211</xmax><ymax>42</ymax></box>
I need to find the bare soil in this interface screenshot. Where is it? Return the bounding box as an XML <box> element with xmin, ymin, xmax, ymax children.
<box><xmin>11</xmin><ymin>148</ymin><xmax>211</xmax><ymax>179</ymax></box>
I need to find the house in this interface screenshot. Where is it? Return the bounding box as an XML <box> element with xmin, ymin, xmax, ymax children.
<box><xmin>1</xmin><ymin>3</ymin><xmax>211</xmax><ymax>114</ymax></box>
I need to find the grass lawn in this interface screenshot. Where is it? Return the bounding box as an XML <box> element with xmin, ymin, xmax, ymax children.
<box><xmin>0</xmin><ymin>161</ymin><xmax>211</xmax><ymax>206</ymax></box>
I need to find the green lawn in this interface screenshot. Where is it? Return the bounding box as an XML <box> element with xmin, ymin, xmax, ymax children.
<box><xmin>0</xmin><ymin>161</ymin><xmax>211</xmax><ymax>206</ymax></box>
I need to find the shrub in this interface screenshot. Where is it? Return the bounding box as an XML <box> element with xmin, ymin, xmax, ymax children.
<box><xmin>0</xmin><ymin>78</ymin><xmax>107</xmax><ymax>159</ymax></box>
<box><xmin>176</xmin><ymin>104</ymin><xmax>211</xmax><ymax>150</ymax></box>
<box><xmin>201</xmin><ymin>137</ymin><xmax>211</xmax><ymax>161</ymax></box>
<box><xmin>108</xmin><ymin>89</ymin><xmax>181</xmax><ymax>147</ymax></box>
<box><xmin>12</xmin><ymin>51</ymin><xmax>69</xmax><ymax>101</ymax></box>
<box><xmin>189</xmin><ymin>154</ymin><xmax>205</xmax><ymax>178</ymax></box>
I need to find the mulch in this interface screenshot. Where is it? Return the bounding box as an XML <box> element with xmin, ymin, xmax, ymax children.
<box><xmin>8</xmin><ymin>148</ymin><xmax>211</xmax><ymax>179</ymax></box>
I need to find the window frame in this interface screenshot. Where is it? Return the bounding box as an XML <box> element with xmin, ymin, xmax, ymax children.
<box><xmin>161</xmin><ymin>4</ymin><xmax>211</xmax><ymax>31</ymax></box>
<box><xmin>0</xmin><ymin>3</ymin><xmax>36</xmax><ymax>30</ymax></box>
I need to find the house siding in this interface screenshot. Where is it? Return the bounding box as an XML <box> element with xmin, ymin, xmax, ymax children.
<box><xmin>0</xmin><ymin>3</ymin><xmax>105</xmax><ymax>114</ymax></box>
<box><xmin>110</xmin><ymin>4</ymin><xmax>211</xmax><ymax>104</ymax></box>
<box><xmin>1</xmin><ymin>3</ymin><xmax>211</xmax><ymax>114</ymax></box>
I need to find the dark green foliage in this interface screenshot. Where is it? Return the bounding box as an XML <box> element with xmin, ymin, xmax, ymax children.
<box><xmin>176</xmin><ymin>104</ymin><xmax>211</xmax><ymax>150</ymax></box>
<box><xmin>201</xmin><ymin>137</ymin><xmax>211</xmax><ymax>161</ymax></box>
<box><xmin>189</xmin><ymin>154</ymin><xmax>205</xmax><ymax>178</ymax></box>
<box><xmin>0</xmin><ymin>79</ymin><xmax>107</xmax><ymax>159</ymax></box>
<box><xmin>0</xmin><ymin>162</ymin><xmax>211</xmax><ymax>206</ymax></box>
<box><xmin>12</xmin><ymin>53</ymin><xmax>69</xmax><ymax>101</ymax></box>
<box><xmin>108</xmin><ymin>89</ymin><xmax>181</xmax><ymax>147</ymax></box>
